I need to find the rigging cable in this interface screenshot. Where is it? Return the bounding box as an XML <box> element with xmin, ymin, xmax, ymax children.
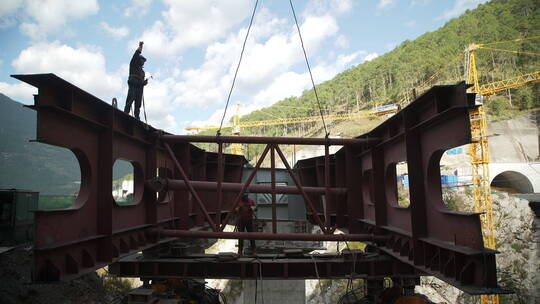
<box><xmin>288</xmin><ymin>0</ymin><xmax>329</xmax><ymax>137</ymax></box>
<box><xmin>217</xmin><ymin>0</ymin><xmax>260</xmax><ymax>136</ymax></box>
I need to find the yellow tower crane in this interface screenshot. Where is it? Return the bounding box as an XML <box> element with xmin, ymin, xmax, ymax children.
<box><xmin>189</xmin><ymin>103</ymin><xmax>362</xmax><ymax>155</ymax></box>
<box><xmin>182</xmin><ymin>36</ymin><xmax>537</xmax><ymax>304</ymax></box>
<box><xmin>229</xmin><ymin>102</ymin><xmax>244</xmax><ymax>155</ymax></box>
<box><xmin>187</xmin><ymin>105</ymin><xmax>397</xmax><ymax>132</ymax></box>
<box><xmin>185</xmin><ymin>107</ymin><xmax>396</xmax><ymax>153</ymax></box>
<box><xmin>465</xmin><ymin>36</ymin><xmax>540</xmax><ymax>304</ymax></box>
<box><xmin>188</xmin><ymin>40</ymin><xmax>539</xmax><ymax>294</ymax></box>
<box><xmin>189</xmin><ymin>38</ymin><xmax>539</xmax><ymax>304</ymax></box>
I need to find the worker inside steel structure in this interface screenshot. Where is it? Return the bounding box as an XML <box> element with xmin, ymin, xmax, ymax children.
<box><xmin>124</xmin><ymin>41</ymin><xmax>148</xmax><ymax>120</ymax></box>
<box><xmin>235</xmin><ymin>193</ymin><xmax>257</xmax><ymax>255</ymax></box>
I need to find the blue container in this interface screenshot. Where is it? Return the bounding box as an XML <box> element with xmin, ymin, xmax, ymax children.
<box><xmin>446</xmin><ymin>147</ymin><xmax>463</xmax><ymax>155</ymax></box>
<box><xmin>441</xmin><ymin>175</ymin><xmax>458</xmax><ymax>187</ymax></box>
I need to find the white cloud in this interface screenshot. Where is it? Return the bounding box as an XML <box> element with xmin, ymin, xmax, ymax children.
<box><xmin>335</xmin><ymin>35</ymin><xmax>349</xmax><ymax>49</ymax></box>
<box><xmin>247</xmin><ymin>53</ymin><xmax>364</xmax><ymax>108</ymax></box>
<box><xmin>140</xmin><ymin>76</ymin><xmax>179</xmax><ymax>132</ymax></box>
<box><xmin>183</xmin><ymin>102</ymin><xmax>267</xmax><ymax>134</ymax></box>
<box><xmin>0</xmin><ymin>0</ymin><xmax>20</xmax><ymax>28</ymax></box>
<box><xmin>135</xmin><ymin>0</ymin><xmax>252</xmax><ymax>58</ymax></box>
<box><xmin>6</xmin><ymin>41</ymin><xmax>178</xmax><ymax>132</ymax></box>
<box><xmin>184</xmin><ymin>48</ymin><xmax>370</xmax><ymax>132</ymax></box>
<box><xmin>169</xmin><ymin>5</ymin><xmax>345</xmax><ymax>110</ymax></box>
<box><xmin>100</xmin><ymin>22</ymin><xmax>129</xmax><ymax>39</ymax></box>
<box><xmin>185</xmin><ymin>108</ymin><xmax>231</xmax><ymax>131</ymax></box>
<box><xmin>299</xmin><ymin>15</ymin><xmax>339</xmax><ymax>52</ymax></box>
<box><xmin>336</xmin><ymin>51</ymin><xmax>365</xmax><ymax>67</ymax></box>
<box><xmin>411</xmin><ymin>0</ymin><xmax>432</xmax><ymax>5</ymax></box>
<box><xmin>405</xmin><ymin>20</ymin><xmax>416</xmax><ymax>27</ymax></box>
<box><xmin>439</xmin><ymin>0</ymin><xmax>489</xmax><ymax>20</ymax></box>
<box><xmin>250</xmin><ymin>71</ymin><xmax>311</xmax><ymax>108</ymax></box>
<box><xmin>0</xmin><ymin>15</ymin><xmax>17</xmax><ymax>28</ymax></box>
<box><xmin>18</xmin><ymin>0</ymin><xmax>99</xmax><ymax>40</ymax></box>
<box><xmin>385</xmin><ymin>42</ymin><xmax>397</xmax><ymax>51</ymax></box>
<box><xmin>0</xmin><ymin>0</ymin><xmax>22</xmax><ymax>15</ymax></box>
<box><xmin>124</xmin><ymin>0</ymin><xmax>153</xmax><ymax>17</ymax></box>
<box><xmin>170</xmin><ymin>42</ymin><xmax>236</xmax><ymax>109</ymax></box>
<box><xmin>146</xmin><ymin>1</ymin><xmax>365</xmax><ymax>133</ymax></box>
<box><xmin>378</xmin><ymin>0</ymin><xmax>395</xmax><ymax>10</ymax></box>
<box><xmin>304</xmin><ymin>0</ymin><xmax>353</xmax><ymax>16</ymax></box>
<box><xmin>364</xmin><ymin>53</ymin><xmax>379</xmax><ymax>62</ymax></box>
<box><xmin>0</xmin><ymin>82</ymin><xmax>36</xmax><ymax>102</ymax></box>
<box><xmin>11</xmin><ymin>41</ymin><xmax>122</xmax><ymax>100</ymax></box>
<box><xmin>236</xmin><ymin>13</ymin><xmax>340</xmax><ymax>93</ymax></box>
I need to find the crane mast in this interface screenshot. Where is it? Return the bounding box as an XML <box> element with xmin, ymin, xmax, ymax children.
<box><xmin>466</xmin><ymin>42</ymin><xmax>498</xmax><ymax>304</ymax></box>
<box><xmin>230</xmin><ymin>102</ymin><xmax>243</xmax><ymax>155</ymax></box>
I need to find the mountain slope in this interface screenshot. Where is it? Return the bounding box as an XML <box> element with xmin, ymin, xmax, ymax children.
<box><xmin>0</xmin><ymin>93</ymin><xmax>81</xmax><ymax>195</ymax></box>
<box><xmin>0</xmin><ymin>93</ymin><xmax>132</xmax><ymax>196</ymax></box>
<box><xmin>237</xmin><ymin>0</ymin><xmax>539</xmax><ymax>139</ymax></box>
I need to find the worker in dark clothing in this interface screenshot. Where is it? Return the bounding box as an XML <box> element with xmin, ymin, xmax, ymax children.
<box><xmin>235</xmin><ymin>194</ymin><xmax>257</xmax><ymax>255</ymax></box>
<box><xmin>124</xmin><ymin>41</ymin><xmax>148</xmax><ymax>120</ymax></box>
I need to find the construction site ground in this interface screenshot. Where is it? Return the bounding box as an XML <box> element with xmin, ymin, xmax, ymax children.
<box><xmin>0</xmin><ymin>247</ymin><xmax>122</xmax><ymax>304</ymax></box>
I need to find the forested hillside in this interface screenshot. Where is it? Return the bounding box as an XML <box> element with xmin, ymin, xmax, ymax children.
<box><xmin>0</xmin><ymin>94</ymin><xmax>131</xmax><ymax>200</ymax></box>
<box><xmin>0</xmin><ymin>93</ymin><xmax>81</xmax><ymax>196</ymax></box>
<box><xmin>226</xmin><ymin>0</ymin><xmax>539</xmax><ymax>140</ymax></box>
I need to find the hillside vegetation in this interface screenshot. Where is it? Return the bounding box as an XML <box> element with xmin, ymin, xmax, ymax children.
<box><xmin>0</xmin><ymin>94</ymin><xmax>131</xmax><ymax>207</ymax></box>
<box><xmin>0</xmin><ymin>93</ymin><xmax>81</xmax><ymax>196</ymax></box>
<box><xmin>205</xmin><ymin>0</ymin><xmax>538</xmax><ymax>150</ymax></box>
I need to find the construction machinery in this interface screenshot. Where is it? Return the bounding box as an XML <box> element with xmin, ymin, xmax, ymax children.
<box><xmin>465</xmin><ymin>36</ymin><xmax>540</xmax><ymax>304</ymax></box>
<box><xmin>185</xmin><ymin>103</ymin><xmax>397</xmax><ymax>156</ymax></box>
<box><xmin>186</xmin><ymin>104</ymin><xmax>397</xmax><ymax>132</ymax></box>
<box><xmin>185</xmin><ymin>36</ymin><xmax>539</xmax><ymax>304</ymax></box>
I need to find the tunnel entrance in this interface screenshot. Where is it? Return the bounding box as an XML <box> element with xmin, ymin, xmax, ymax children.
<box><xmin>491</xmin><ymin>170</ymin><xmax>534</xmax><ymax>194</ymax></box>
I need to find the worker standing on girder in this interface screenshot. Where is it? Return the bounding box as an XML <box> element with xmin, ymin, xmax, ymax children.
<box><xmin>124</xmin><ymin>41</ymin><xmax>148</xmax><ymax>120</ymax></box>
<box><xmin>235</xmin><ymin>194</ymin><xmax>257</xmax><ymax>255</ymax></box>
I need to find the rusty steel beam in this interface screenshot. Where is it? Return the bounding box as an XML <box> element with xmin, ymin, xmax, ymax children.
<box><xmin>147</xmin><ymin>178</ymin><xmax>348</xmax><ymax>195</ymax></box>
<box><xmin>270</xmin><ymin>145</ymin><xmax>277</xmax><ymax>233</ymax></box>
<box><xmin>164</xmin><ymin>142</ymin><xmax>218</xmax><ymax>231</ymax></box>
<box><xmin>12</xmin><ymin>74</ymin><xmax>505</xmax><ymax>295</ymax></box>
<box><xmin>274</xmin><ymin>145</ymin><xmax>329</xmax><ymax>234</ymax></box>
<box><xmin>218</xmin><ymin>144</ymin><xmax>271</xmax><ymax>231</ymax></box>
<box><xmin>161</xmin><ymin>134</ymin><xmax>377</xmax><ymax>146</ymax></box>
<box><xmin>110</xmin><ymin>252</ymin><xmax>419</xmax><ymax>281</ymax></box>
<box><xmin>216</xmin><ymin>143</ymin><xmax>224</xmax><ymax>228</ymax></box>
<box><xmin>10</xmin><ymin>73</ymin><xmax>186</xmax><ymax>282</ymax></box>
<box><xmin>294</xmin><ymin>82</ymin><xmax>506</xmax><ymax>293</ymax></box>
<box><xmin>324</xmin><ymin>143</ymin><xmax>331</xmax><ymax>228</ymax></box>
<box><xmin>153</xmin><ymin>229</ymin><xmax>387</xmax><ymax>242</ymax></box>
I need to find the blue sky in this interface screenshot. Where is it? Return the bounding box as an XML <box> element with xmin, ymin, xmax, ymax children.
<box><xmin>0</xmin><ymin>0</ymin><xmax>488</xmax><ymax>134</ymax></box>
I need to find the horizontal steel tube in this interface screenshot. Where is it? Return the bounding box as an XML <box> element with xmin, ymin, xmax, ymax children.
<box><xmin>160</xmin><ymin>134</ymin><xmax>377</xmax><ymax>146</ymax></box>
<box><xmin>147</xmin><ymin>177</ymin><xmax>347</xmax><ymax>195</ymax></box>
<box><xmin>154</xmin><ymin>229</ymin><xmax>386</xmax><ymax>242</ymax></box>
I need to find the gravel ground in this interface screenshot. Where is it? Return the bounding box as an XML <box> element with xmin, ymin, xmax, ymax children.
<box><xmin>0</xmin><ymin>247</ymin><xmax>119</xmax><ymax>304</ymax></box>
